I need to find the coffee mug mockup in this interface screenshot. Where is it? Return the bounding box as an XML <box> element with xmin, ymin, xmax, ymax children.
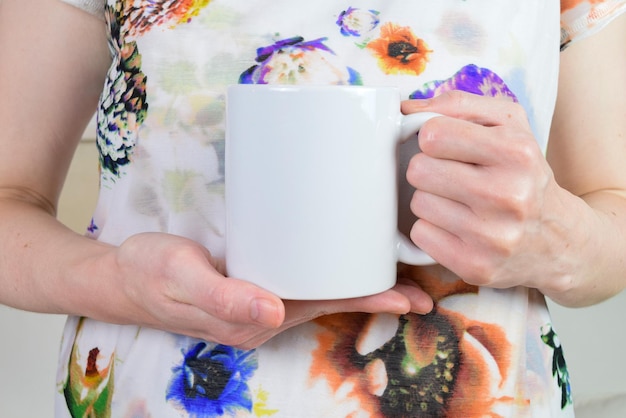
<box><xmin>225</xmin><ymin>85</ymin><xmax>438</xmax><ymax>300</ymax></box>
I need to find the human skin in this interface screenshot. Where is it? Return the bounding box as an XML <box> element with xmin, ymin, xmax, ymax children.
<box><xmin>0</xmin><ymin>0</ymin><xmax>624</xmax><ymax>349</ymax></box>
<box><xmin>402</xmin><ymin>13</ymin><xmax>626</xmax><ymax>308</ymax></box>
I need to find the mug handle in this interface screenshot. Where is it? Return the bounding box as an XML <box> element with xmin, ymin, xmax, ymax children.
<box><xmin>397</xmin><ymin>233</ymin><xmax>436</xmax><ymax>265</ymax></box>
<box><xmin>395</xmin><ymin>111</ymin><xmax>442</xmax><ymax>266</ymax></box>
<box><xmin>399</xmin><ymin>111</ymin><xmax>442</xmax><ymax>143</ymax></box>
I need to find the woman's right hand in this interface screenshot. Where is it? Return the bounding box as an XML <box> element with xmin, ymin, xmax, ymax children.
<box><xmin>99</xmin><ymin>232</ymin><xmax>433</xmax><ymax>349</ymax></box>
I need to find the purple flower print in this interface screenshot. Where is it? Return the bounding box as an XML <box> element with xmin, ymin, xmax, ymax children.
<box><xmin>239</xmin><ymin>36</ymin><xmax>362</xmax><ymax>85</ymax></box>
<box><xmin>337</xmin><ymin>7</ymin><xmax>380</xmax><ymax>37</ymax></box>
<box><xmin>87</xmin><ymin>218</ymin><xmax>99</xmax><ymax>234</ymax></box>
<box><xmin>409</xmin><ymin>64</ymin><xmax>518</xmax><ymax>102</ymax></box>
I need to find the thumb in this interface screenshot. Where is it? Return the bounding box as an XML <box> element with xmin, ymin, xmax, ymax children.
<box><xmin>197</xmin><ymin>276</ymin><xmax>286</xmax><ymax>328</ymax></box>
<box><xmin>176</xmin><ymin>249</ymin><xmax>286</xmax><ymax>328</ymax></box>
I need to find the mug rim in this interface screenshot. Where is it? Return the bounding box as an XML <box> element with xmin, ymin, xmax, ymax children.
<box><xmin>227</xmin><ymin>84</ymin><xmax>400</xmax><ymax>93</ymax></box>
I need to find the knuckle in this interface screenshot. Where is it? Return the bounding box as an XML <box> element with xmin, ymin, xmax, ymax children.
<box><xmin>159</xmin><ymin>244</ymin><xmax>198</xmax><ymax>275</ymax></box>
<box><xmin>511</xmin><ymin>139</ymin><xmax>537</xmax><ymax>168</ymax></box>
<box><xmin>497</xmin><ymin>101</ymin><xmax>527</xmax><ymax>126</ymax></box>
<box><xmin>477</xmin><ymin>218</ymin><xmax>523</xmax><ymax>255</ymax></box>
<box><xmin>461</xmin><ymin>230</ymin><xmax>522</xmax><ymax>286</ymax></box>
<box><xmin>443</xmin><ymin>89</ymin><xmax>468</xmax><ymax>106</ymax></box>
<box><xmin>493</xmin><ymin>186</ymin><xmax>534</xmax><ymax>221</ymax></box>
<box><xmin>416</xmin><ymin>121</ymin><xmax>438</xmax><ymax>152</ymax></box>
<box><xmin>492</xmin><ymin>228</ymin><xmax>523</xmax><ymax>258</ymax></box>
<box><xmin>409</xmin><ymin>191</ymin><xmax>421</xmax><ymax>216</ymax></box>
<box><xmin>208</xmin><ymin>282</ymin><xmax>238</xmax><ymax>323</ymax></box>
<box><xmin>406</xmin><ymin>153</ymin><xmax>427</xmax><ymax>183</ymax></box>
<box><xmin>509</xmin><ymin>102</ymin><xmax>529</xmax><ymax>122</ymax></box>
<box><xmin>461</xmin><ymin>256</ymin><xmax>495</xmax><ymax>286</ymax></box>
<box><xmin>482</xmin><ymin>178</ymin><xmax>536</xmax><ymax>223</ymax></box>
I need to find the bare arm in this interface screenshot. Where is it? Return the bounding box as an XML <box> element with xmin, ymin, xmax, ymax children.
<box><xmin>0</xmin><ymin>0</ymin><xmax>111</xmax><ymax>312</ymax></box>
<box><xmin>546</xmin><ymin>12</ymin><xmax>626</xmax><ymax>306</ymax></box>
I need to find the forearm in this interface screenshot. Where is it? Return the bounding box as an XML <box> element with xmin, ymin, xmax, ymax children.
<box><xmin>541</xmin><ymin>189</ymin><xmax>626</xmax><ymax>307</ymax></box>
<box><xmin>543</xmin><ymin>14</ymin><xmax>626</xmax><ymax>307</ymax></box>
<box><xmin>0</xmin><ymin>196</ymin><xmax>115</xmax><ymax>317</ymax></box>
<box><xmin>0</xmin><ymin>0</ymin><xmax>116</xmax><ymax>315</ymax></box>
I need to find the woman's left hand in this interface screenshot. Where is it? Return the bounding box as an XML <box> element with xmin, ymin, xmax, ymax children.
<box><xmin>402</xmin><ymin>90</ymin><xmax>581</xmax><ymax>292</ymax></box>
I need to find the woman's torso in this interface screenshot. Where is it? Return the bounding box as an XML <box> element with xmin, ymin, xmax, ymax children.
<box><xmin>57</xmin><ymin>1</ymin><xmax>576</xmax><ymax>416</ymax></box>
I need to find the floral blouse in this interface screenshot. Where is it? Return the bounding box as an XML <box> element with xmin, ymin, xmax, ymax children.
<box><xmin>55</xmin><ymin>0</ymin><xmax>625</xmax><ymax>417</ymax></box>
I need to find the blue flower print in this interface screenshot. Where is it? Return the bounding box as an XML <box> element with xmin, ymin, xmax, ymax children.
<box><xmin>239</xmin><ymin>36</ymin><xmax>362</xmax><ymax>85</ymax></box>
<box><xmin>409</xmin><ymin>64</ymin><xmax>517</xmax><ymax>102</ymax></box>
<box><xmin>336</xmin><ymin>7</ymin><xmax>380</xmax><ymax>37</ymax></box>
<box><xmin>167</xmin><ymin>342</ymin><xmax>257</xmax><ymax>417</ymax></box>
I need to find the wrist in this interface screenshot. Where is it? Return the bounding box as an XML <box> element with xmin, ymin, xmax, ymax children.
<box><xmin>542</xmin><ymin>190</ymin><xmax>626</xmax><ymax>307</ymax></box>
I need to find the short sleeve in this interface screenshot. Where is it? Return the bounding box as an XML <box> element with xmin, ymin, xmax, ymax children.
<box><xmin>560</xmin><ymin>0</ymin><xmax>626</xmax><ymax>50</ymax></box>
<box><xmin>59</xmin><ymin>0</ymin><xmax>105</xmax><ymax>20</ymax></box>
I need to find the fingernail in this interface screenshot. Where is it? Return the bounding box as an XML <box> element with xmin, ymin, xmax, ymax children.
<box><xmin>250</xmin><ymin>298</ymin><xmax>280</xmax><ymax>327</ymax></box>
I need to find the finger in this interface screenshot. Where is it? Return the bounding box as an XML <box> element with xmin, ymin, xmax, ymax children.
<box><xmin>281</xmin><ymin>282</ymin><xmax>433</xmax><ymax>328</ymax></box>
<box><xmin>402</xmin><ymin>90</ymin><xmax>527</xmax><ymax>128</ymax></box>
<box><xmin>416</xmin><ymin>116</ymin><xmax>514</xmax><ymax>166</ymax></box>
<box><xmin>243</xmin><ymin>283</ymin><xmax>436</xmax><ymax>349</ymax></box>
<box><xmin>201</xmin><ymin>277</ymin><xmax>286</xmax><ymax>328</ymax></box>
<box><xmin>164</xmin><ymin>302</ymin><xmax>279</xmax><ymax>349</ymax></box>
<box><xmin>167</xmin><ymin>248</ymin><xmax>286</xmax><ymax>328</ymax></box>
<box><xmin>409</xmin><ymin>218</ymin><xmax>468</xmax><ymax>274</ymax></box>
<box><xmin>394</xmin><ymin>280</ymin><xmax>435</xmax><ymax>314</ymax></box>
<box><xmin>410</xmin><ymin>188</ymin><xmax>476</xmax><ymax>236</ymax></box>
<box><xmin>208</xmin><ymin>255</ymin><xmax>227</xmax><ymax>276</ymax></box>
<box><xmin>237</xmin><ymin>284</ymin><xmax>434</xmax><ymax>349</ymax></box>
<box><xmin>406</xmin><ymin>150</ymin><xmax>486</xmax><ymax>201</ymax></box>
<box><xmin>352</xmin><ymin>282</ymin><xmax>434</xmax><ymax>314</ymax></box>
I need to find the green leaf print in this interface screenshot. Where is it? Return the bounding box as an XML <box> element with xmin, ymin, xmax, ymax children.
<box><xmin>541</xmin><ymin>324</ymin><xmax>573</xmax><ymax>409</ymax></box>
<box><xmin>159</xmin><ymin>61</ymin><xmax>200</xmax><ymax>96</ymax></box>
<box><xmin>162</xmin><ymin>169</ymin><xmax>202</xmax><ymax>212</ymax></box>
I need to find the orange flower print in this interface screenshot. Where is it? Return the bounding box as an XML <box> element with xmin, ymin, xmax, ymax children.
<box><xmin>309</xmin><ymin>267</ymin><xmax>525</xmax><ymax>417</ymax></box>
<box><xmin>123</xmin><ymin>0</ymin><xmax>212</xmax><ymax>36</ymax></box>
<box><xmin>561</xmin><ymin>0</ymin><xmax>604</xmax><ymax>12</ymax></box>
<box><xmin>311</xmin><ymin>310</ymin><xmax>517</xmax><ymax>417</ymax></box>
<box><xmin>367</xmin><ymin>22</ymin><xmax>432</xmax><ymax>76</ymax></box>
<box><xmin>559</xmin><ymin>0</ymin><xmax>622</xmax><ymax>49</ymax></box>
<box><xmin>163</xmin><ymin>0</ymin><xmax>211</xmax><ymax>25</ymax></box>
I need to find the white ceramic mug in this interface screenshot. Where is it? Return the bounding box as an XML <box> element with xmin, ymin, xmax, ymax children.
<box><xmin>225</xmin><ymin>85</ymin><xmax>437</xmax><ymax>300</ymax></box>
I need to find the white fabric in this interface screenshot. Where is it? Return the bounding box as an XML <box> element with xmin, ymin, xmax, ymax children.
<box><xmin>59</xmin><ymin>0</ymin><xmax>104</xmax><ymax>18</ymax></box>
<box><xmin>51</xmin><ymin>1</ymin><xmax>623</xmax><ymax>417</ymax></box>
